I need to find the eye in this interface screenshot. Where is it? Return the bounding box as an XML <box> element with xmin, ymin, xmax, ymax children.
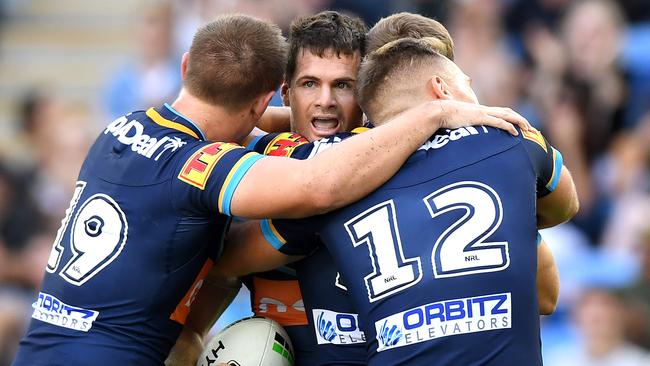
<box><xmin>302</xmin><ymin>80</ymin><xmax>316</xmax><ymax>88</ymax></box>
<box><xmin>336</xmin><ymin>81</ymin><xmax>351</xmax><ymax>89</ymax></box>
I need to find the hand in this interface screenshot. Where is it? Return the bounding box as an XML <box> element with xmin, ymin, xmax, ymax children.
<box><xmin>164</xmin><ymin>327</ymin><xmax>203</xmax><ymax>366</ymax></box>
<box><xmin>426</xmin><ymin>100</ymin><xmax>531</xmax><ymax>136</ymax></box>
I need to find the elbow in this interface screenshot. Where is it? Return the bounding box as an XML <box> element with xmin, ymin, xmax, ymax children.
<box><xmin>539</xmin><ymin>297</ymin><xmax>558</xmax><ymax>316</ymax></box>
<box><xmin>568</xmin><ymin>195</ymin><xmax>580</xmax><ymax>219</ymax></box>
<box><xmin>299</xmin><ymin>174</ymin><xmax>341</xmax><ymax>217</ymax></box>
<box><xmin>557</xmin><ymin>195</ymin><xmax>580</xmax><ymax>225</ymax></box>
<box><xmin>307</xmin><ymin>189</ymin><xmax>337</xmax><ymax>216</ymax></box>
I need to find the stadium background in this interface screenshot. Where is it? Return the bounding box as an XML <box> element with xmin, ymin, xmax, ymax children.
<box><xmin>0</xmin><ymin>0</ymin><xmax>649</xmax><ymax>364</ymax></box>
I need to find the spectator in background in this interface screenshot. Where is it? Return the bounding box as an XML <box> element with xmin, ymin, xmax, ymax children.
<box><xmin>15</xmin><ymin>91</ymin><xmax>94</xmax><ymax>230</ymax></box>
<box><xmin>549</xmin><ymin>287</ymin><xmax>650</xmax><ymax>366</ymax></box>
<box><xmin>621</xmin><ymin>229</ymin><xmax>650</xmax><ymax>350</ymax></box>
<box><xmin>600</xmin><ymin>110</ymin><xmax>650</xmax><ymax>258</ymax></box>
<box><xmin>448</xmin><ymin>0</ymin><xmax>522</xmax><ymax>109</ymax></box>
<box><xmin>525</xmin><ymin>0</ymin><xmax>631</xmax><ymax>244</ymax></box>
<box><xmin>102</xmin><ymin>0</ymin><xmax>180</xmax><ymax>119</ymax></box>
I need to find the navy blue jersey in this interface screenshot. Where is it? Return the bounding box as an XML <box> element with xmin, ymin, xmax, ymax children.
<box><xmin>243</xmin><ymin>131</ymin><xmax>367</xmax><ymax>365</ymax></box>
<box><xmin>263</xmin><ymin>126</ymin><xmax>563</xmax><ymax>365</ymax></box>
<box><xmin>13</xmin><ymin>104</ymin><xmax>262</xmax><ymax>366</ymax></box>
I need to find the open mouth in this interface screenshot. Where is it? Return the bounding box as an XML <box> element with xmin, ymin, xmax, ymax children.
<box><xmin>311</xmin><ymin>117</ymin><xmax>340</xmax><ymax>136</ymax></box>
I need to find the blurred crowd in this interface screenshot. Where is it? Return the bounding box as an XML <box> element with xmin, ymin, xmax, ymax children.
<box><xmin>1</xmin><ymin>0</ymin><xmax>650</xmax><ymax>365</ymax></box>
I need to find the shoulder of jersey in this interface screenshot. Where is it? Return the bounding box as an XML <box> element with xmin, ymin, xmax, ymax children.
<box><xmin>520</xmin><ymin>127</ymin><xmax>548</xmax><ymax>153</ymax></box>
<box><xmin>263</xmin><ymin>132</ymin><xmax>309</xmax><ymax>157</ymax></box>
<box><xmin>177</xmin><ymin>141</ymin><xmax>246</xmax><ymax>190</ymax></box>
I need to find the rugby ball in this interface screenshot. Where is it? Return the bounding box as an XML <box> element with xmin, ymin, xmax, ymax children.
<box><xmin>197</xmin><ymin>316</ymin><xmax>294</xmax><ymax>366</ymax></box>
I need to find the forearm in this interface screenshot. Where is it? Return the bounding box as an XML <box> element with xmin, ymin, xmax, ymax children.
<box><xmin>230</xmin><ymin>100</ymin><xmax>528</xmax><ymax>219</ymax></box>
<box><xmin>165</xmin><ymin>326</ymin><xmax>204</xmax><ymax>366</ymax></box>
<box><xmin>165</xmin><ymin>274</ymin><xmax>241</xmax><ymax>365</ymax></box>
<box><xmin>257</xmin><ymin>106</ymin><xmax>291</xmax><ymax>133</ymax></box>
<box><xmin>295</xmin><ymin>102</ymin><xmax>446</xmax><ymax>214</ymax></box>
<box><xmin>537</xmin><ymin>240</ymin><xmax>560</xmax><ymax>315</ymax></box>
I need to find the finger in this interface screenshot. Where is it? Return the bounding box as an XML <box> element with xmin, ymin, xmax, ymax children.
<box><xmin>485</xmin><ymin>116</ymin><xmax>519</xmax><ymax>135</ymax></box>
<box><xmin>490</xmin><ymin>107</ymin><xmax>530</xmax><ymax>131</ymax></box>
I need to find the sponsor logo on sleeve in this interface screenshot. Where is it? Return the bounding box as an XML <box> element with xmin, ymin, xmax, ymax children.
<box><xmin>313</xmin><ymin>309</ymin><xmax>366</xmax><ymax>345</ymax></box>
<box><xmin>263</xmin><ymin>133</ymin><xmax>308</xmax><ymax>157</ymax></box>
<box><xmin>104</xmin><ymin>116</ymin><xmax>186</xmax><ymax>160</ymax></box>
<box><xmin>31</xmin><ymin>292</ymin><xmax>99</xmax><ymax>332</ymax></box>
<box><xmin>177</xmin><ymin>142</ymin><xmax>240</xmax><ymax>190</ymax></box>
<box><xmin>374</xmin><ymin>292</ymin><xmax>511</xmax><ymax>352</ymax></box>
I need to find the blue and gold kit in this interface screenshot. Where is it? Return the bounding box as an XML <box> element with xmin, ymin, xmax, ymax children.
<box><xmin>249</xmin><ymin>130</ymin><xmax>369</xmax><ymax>366</ymax></box>
<box><xmin>263</xmin><ymin>126</ymin><xmax>563</xmax><ymax>365</ymax></box>
<box><xmin>13</xmin><ymin>104</ymin><xmax>262</xmax><ymax>366</ymax></box>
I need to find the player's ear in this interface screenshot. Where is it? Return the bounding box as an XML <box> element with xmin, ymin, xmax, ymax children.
<box><xmin>281</xmin><ymin>81</ymin><xmax>290</xmax><ymax>107</ymax></box>
<box><xmin>427</xmin><ymin>75</ymin><xmax>452</xmax><ymax>100</ymax></box>
<box><xmin>250</xmin><ymin>91</ymin><xmax>276</xmax><ymax>121</ymax></box>
<box><xmin>180</xmin><ymin>52</ymin><xmax>189</xmax><ymax>81</ymax></box>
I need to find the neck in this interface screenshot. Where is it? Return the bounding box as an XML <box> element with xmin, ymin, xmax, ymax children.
<box><xmin>170</xmin><ymin>89</ymin><xmax>250</xmax><ymax>143</ymax></box>
<box><xmin>372</xmin><ymin>95</ymin><xmax>428</xmax><ymax>126</ymax></box>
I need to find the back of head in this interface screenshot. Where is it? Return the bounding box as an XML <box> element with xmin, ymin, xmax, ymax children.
<box><xmin>285</xmin><ymin>10</ymin><xmax>367</xmax><ymax>84</ymax></box>
<box><xmin>357</xmin><ymin>38</ymin><xmax>453</xmax><ymax>123</ymax></box>
<box><xmin>366</xmin><ymin>12</ymin><xmax>454</xmax><ymax>60</ymax></box>
<box><xmin>185</xmin><ymin>14</ymin><xmax>287</xmax><ymax>111</ymax></box>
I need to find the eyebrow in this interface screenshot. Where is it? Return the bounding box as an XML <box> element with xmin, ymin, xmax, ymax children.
<box><xmin>296</xmin><ymin>75</ymin><xmax>356</xmax><ymax>83</ymax></box>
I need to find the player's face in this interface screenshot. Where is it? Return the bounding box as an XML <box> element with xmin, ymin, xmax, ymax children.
<box><xmin>284</xmin><ymin>49</ymin><xmax>363</xmax><ymax>142</ymax></box>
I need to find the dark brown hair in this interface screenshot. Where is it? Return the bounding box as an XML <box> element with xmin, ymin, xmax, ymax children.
<box><xmin>366</xmin><ymin>12</ymin><xmax>454</xmax><ymax>60</ymax></box>
<box><xmin>185</xmin><ymin>14</ymin><xmax>287</xmax><ymax>110</ymax></box>
<box><xmin>285</xmin><ymin>11</ymin><xmax>367</xmax><ymax>84</ymax></box>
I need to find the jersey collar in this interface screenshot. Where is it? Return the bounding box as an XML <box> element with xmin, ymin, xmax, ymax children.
<box><xmin>146</xmin><ymin>103</ymin><xmax>207</xmax><ymax>141</ymax></box>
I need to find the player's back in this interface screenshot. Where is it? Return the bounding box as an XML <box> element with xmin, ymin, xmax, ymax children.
<box><xmin>277</xmin><ymin>125</ymin><xmax>559</xmax><ymax>365</ymax></box>
<box><xmin>14</xmin><ymin>106</ymin><xmax>234</xmax><ymax>365</ymax></box>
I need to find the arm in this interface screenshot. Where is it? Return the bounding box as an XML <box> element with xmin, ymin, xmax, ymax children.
<box><xmin>537</xmin><ymin>237</ymin><xmax>559</xmax><ymax>315</ymax></box>
<box><xmin>257</xmin><ymin>106</ymin><xmax>291</xmax><ymax>133</ymax></box>
<box><xmin>218</xmin><ymin>221</ymin><xmax>302</xmax><ymax>277</ymax></box>
<box><xmin>232</xmin><ymin>100</ymin><xmax>530</xmax><ymax>218</ymax></box>
<box><xmin>165</xmin><ymin>222</ymin><xmax>299</xmax><ymax>365</ymax></box>
<box><xmin>537</xmin><ymin>167</ymin><xmax>579</xmax><ymax>229</ymax></box>
<box><xmin>165</xmin><ymin>271</ymin><xmax>242</xmax><ymax>366</ymax></box>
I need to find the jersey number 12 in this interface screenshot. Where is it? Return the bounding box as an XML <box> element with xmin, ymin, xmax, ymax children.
<box><xmin>345</xmin><ymin>181</ymin><xmax>509</xmax><ymax>302</ymax></box>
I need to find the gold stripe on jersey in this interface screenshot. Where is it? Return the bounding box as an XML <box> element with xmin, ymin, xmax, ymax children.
<box><xmin>147</xmin><ymin>108</ymin><xmax>199</xmax><ymax>139</ymax></box>
<box><xmin>351</xmin><ymin>126</ymin><xmax>370</xmax><ymax>134</ymax></box>
<box><xmin>521</xmin><ymin>127</ymin><xmax>547</xmax><ymax>153</ymax></box>
<box><xmin>218</xmin><ymin>152</ymin><xmax>261</xmax><ymax>212</ymax></box>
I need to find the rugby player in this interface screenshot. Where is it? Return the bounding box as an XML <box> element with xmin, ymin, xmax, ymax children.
<box><xmin>243</xmin><ymin>11</ymin><xmax>367</xmax><ymax>365</ymax></box>
<box><xmin>12</xmin><ymin>15</ymin><xmax>530</xmax><ymax>366</ymax></box>
<box><xmin>165</xmin><ymin>11</ymin><xmax>456</xmax><ymax>366</ymax></box>
<box><xmin>167</xmin><ymin>12</ymin><xmax>557</xmax><ymax>366</ymax></box>
<box><xmin>205</xmin><ymin>38</ymin><xmax>578</xmax><ymax>365</ymax></box>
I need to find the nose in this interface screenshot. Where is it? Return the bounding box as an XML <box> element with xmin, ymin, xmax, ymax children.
<box><xmin>315</xmin><ymin>85</ymin><xmax>336</xmax><ymax>109</ymax></box>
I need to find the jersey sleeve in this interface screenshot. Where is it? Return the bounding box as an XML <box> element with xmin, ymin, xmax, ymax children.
<box><xmin>519</xmin><ymin>128</ymin><xmax>564</xmax><ymax>198</ymax></box>
<box><xmin>248</xmin><ymin>132</ymin><xmax>312</xmax><ymax>158</ymax></box>
<box><xmin>172</xmin><ymin>142</ymin><xmax>263</xmax><ymax>216</ymax></box>
<box><xmin>259</xmin><ymin>217</ymin><xmax>322</xmax><ymax>256</ymax></box>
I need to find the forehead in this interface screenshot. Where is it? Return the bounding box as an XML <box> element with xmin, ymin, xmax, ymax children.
<box><xmin>293</xmin><ymin>49</ymin><xmax>361</xmax><ymax>80</ymax></box>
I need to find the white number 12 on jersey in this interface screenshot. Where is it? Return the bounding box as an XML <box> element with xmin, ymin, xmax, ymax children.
<box><xmin>345</xmin><ymin>181</ymin><xmax>509</xmax><ymax>302</ymax></box>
